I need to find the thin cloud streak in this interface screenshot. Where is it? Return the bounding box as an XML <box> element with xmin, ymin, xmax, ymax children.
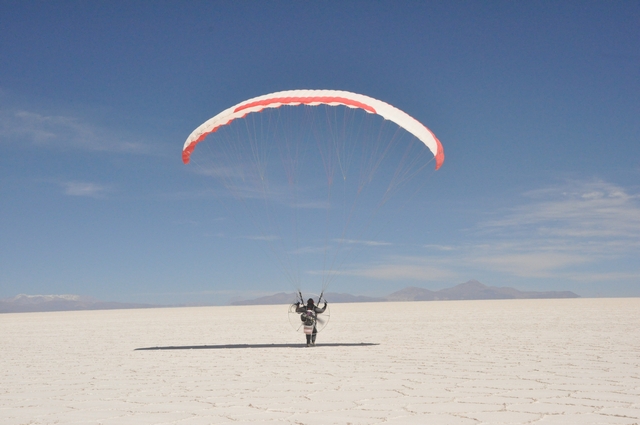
<box><xmin>335</xmin><ymin>238</ymin><xmax>393</xmax><ymax>247</ymax></box>
<box><xmin>338</xmin><ymin>263</ymin><xmax>456</xmax><ymax>281</ymax></box>
<box><xmin>563</xmin><ymin>271</ymin><xmax>640</xmax><ymax>282</ymax></box>
<box><xmin>336</xmin><ymin>180</ymin><xmax>640</xmax><ymax>284</ymax></box>
<box><xmin>459</xmin><ymin>181</ymin><xmax>640</xmax><ymax>277</ymax></box>
<box><xmin>423</xmin><ymin>244</ymin><xmax>456</xmax><ymax>251</ymax></box>
<box><xmin>61</xmin><ymin>181</ymin><xmax>112</xmax><ymax>198</ymax></box>
<box><xmin>469</xmin><ymin>252</ymin><xmax>589</xmax><ymax>278</ymax></box>
<box><xmin>0</xmin><ymin>109</ymin><xmax>150</xmax><ymax>154</ymax></box>
<box><xmin>483</xmin><ymin>180</ymin><xmax>640</xmax><ymax>241</ymax></box>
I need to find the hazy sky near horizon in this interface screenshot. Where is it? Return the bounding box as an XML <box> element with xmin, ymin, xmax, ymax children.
<box><xmin>1</xmin><ymin>1</ymin><xmax>639</xmax><ymax>304</ymax></box>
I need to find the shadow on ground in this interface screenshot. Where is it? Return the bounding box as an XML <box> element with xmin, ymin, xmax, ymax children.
<box><xmin>135</xmin><ymin>343</ymin><xmax>379</xmax><ymax>351</ymax></box>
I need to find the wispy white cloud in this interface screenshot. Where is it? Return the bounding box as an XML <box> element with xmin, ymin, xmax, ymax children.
<box><xmin>190</xmin><ymin>165</ymin><xmax>302</xmax><ymax>204</ymax></box>
<box><xmin>61</xmin><ymin>181</ymin><xmax>112</xmax><ymax>198</ymax></box>
<box><xmin>289</xmin><ymin>238</ymin><xmax>392</xmax><ymax>256</ymax></box>
<box><xmin>563</xmin><ymin>271</ymin><xmax>640</xmax><ymax>282</ymax></box>
<box><xmin>334</xmin><ymin>238</ymin><xmax>393</xmax><ymax>247</ymax></box>
<box><xmin>0</xmin><ymin>109</ymin><xmax>149</xmax><ymax>154</ymax></box>
<box><xmin>469</xmin><ymin>251</ymin><xmax>589</xmax><ymax>278</ymax></box>
<box><xmin>189</xmin><ymin>161</ymin><xmax>332</xmax><ymax>210</ymax></box>
<box><xmin>337</xmin><ymin>262</ymin><xmax>456</xmax><ymax>281</ymax></box>
<box><xmin>483</xmin><ymin>180</ymin><xmax>640</xmax><ymax>242</ymax></box>
<box><xmin>423</xmin><ymin>244</ymin><xmax>456</xmax><ymax>251</ymax></box>
<box><xmin>447</xmin><ymin>180</ymin><xmax>640</xmax><ymax>281</ymax></box>
<box><xmin>336</xmin><ymin>180</ymin><xmax>640</xmax><ymax>285</ymax></box>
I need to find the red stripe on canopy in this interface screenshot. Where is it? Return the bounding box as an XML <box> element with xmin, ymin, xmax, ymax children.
<box><xmin>234</xmin><ymin>96</ymin><xmax>377</xmax><ymax>114</ymax></box>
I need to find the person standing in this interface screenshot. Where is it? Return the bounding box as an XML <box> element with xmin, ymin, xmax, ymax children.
<box><xmin>296</xmin><ymin>298</ymin><xmax>327</xmax><ymax>346</ymax></box>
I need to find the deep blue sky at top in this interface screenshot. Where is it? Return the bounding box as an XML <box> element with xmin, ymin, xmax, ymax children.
<box><xmin>1</xmin><ymin>1</ymin><xmax>638</xmax><ymax>304</ymax></box>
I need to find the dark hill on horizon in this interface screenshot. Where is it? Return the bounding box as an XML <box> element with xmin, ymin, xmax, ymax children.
<box><xmin>1</xmin><ymin>281</ymin><xmax>579</xmax><ymax>313</ymax></box>
<box><xmin>230</xmin><ymin>292</ymin><xmax>385</xmax><ymax>306</ymax></box>
<box><xmin>230</xmin><ymin>280</ymin><xmax>579</xmax><ymax>305</ymax></box>
<box><xmin>0</xmin><ymin>294</ymin><xmax>157</xmax><ymax>313</ymax></box>
<box><xmin>385</xmin><ymin>280</ymin><xmax>579</xmax><ymax>301</ymax></box>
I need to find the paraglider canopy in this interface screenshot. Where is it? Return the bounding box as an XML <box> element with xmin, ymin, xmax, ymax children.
<box><xmin>182</xmin><ymin>89</ymin><xmax>444</xmax><ymax>306</ymax></box>
<box><xmin>182</xmin><ymin>89</ymin><xmax>444</xmax><ymax>170</ymax></box>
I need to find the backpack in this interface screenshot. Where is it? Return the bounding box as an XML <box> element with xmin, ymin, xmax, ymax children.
<box><xmin>301</xmin><ymin>309</ymin><xmax>316</xmax><ymax>326</ymax></box>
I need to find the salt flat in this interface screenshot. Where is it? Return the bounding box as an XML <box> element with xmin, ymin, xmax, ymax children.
<box><xmin>1</xmin><ymin>298</ymin><xmax>639</xmax><ymax>424</ymax></box>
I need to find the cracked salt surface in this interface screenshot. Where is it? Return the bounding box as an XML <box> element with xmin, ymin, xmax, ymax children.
<box><xmin>1</xmin><ymin>298</ymin><xmax>639</xmax><ymax>424</ymax></box>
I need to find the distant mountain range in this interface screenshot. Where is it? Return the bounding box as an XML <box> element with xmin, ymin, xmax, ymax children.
<box><xmin>1</xmin><ymin>281</ymin><xmax>579</xmax><ymax>313</ymax></box>
<box><xmin>230</xmin><ymin>292</ymin><xmax>385</xmax><ymax>305</ymax></box>
<box><xmin>384</xmin><ymin>280</ymin><xmax>579</xmax><ymax>301</ymax></box>
<box><xmin>0</xmin><ymin>294</ymin><xmax>155</xmax><ymax>313</ymax></box>
<box><xmin>230</xmin><ymin>280</ymin><xmax>579</xmax><ymax>305</ymax></box>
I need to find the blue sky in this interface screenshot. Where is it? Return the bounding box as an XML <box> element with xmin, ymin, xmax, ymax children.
<box><xmin>1</xmin><ymin>1</ymin><xmax>638</xmax><ymax>304</ymax></box>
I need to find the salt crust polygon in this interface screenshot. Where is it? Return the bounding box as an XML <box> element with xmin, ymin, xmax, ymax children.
<box><xmin>1</xmin><ymin>298</ymin><xmax>639</xmax><ymax>425</ymax></box>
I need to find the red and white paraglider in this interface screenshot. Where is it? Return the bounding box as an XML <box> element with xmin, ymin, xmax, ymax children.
<box><xmin>183</xmin><ymin>90</ymin><xmax>443</xmax><ymax>169</ymax></box>
<box><xmin>183</xmin><ymin>89</ymin><xmax>444</xmax><ymax>333</ymax></box>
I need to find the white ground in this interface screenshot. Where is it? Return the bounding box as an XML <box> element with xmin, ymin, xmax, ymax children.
<box><xmin>1</xmin><ymin>299</ymin><xmax>639</xmax><ymax>425</ymax></box>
